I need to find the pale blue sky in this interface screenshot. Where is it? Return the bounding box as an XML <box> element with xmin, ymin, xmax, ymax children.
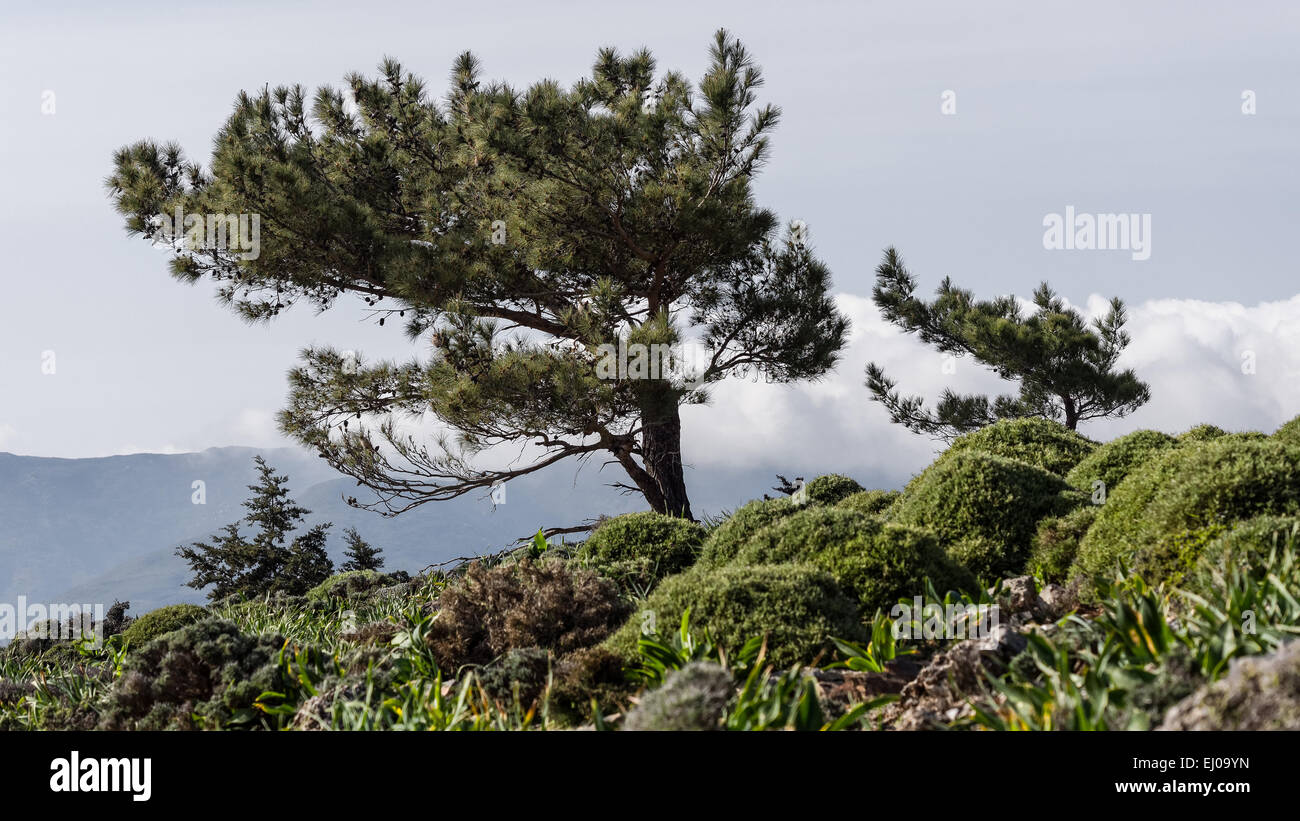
<box><xmin>2</xmin><ymin>0</ymin><xmax>1298</xmax><ymax>467</ymax></box>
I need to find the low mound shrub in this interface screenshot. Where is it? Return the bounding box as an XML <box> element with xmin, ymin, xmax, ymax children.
<box><xmin>734</xmin><ymin>507</ymin><xmax>976</xmax><ymax>609</ymax></box>
<box><xmin>605</xmin><ymin>563</ymin><xmax>865</xmax><ymax>668</ymax></box>
<box><xmin>889</xmin><ymin>451</ymin><xmax>1083</xmax><ymax>574</ymax></box>
<box><xmin>1274</xmin><ymin>414</ymin><xmax>1300</xmax><ymax>444</ymax></box>
<box><xmin>1027</xmin><ymin>505</ymin><xmax>1099</xmax><ymax>584</ymax></box>
<box><xmin>802</xmin><ymin>474</ymin><xmax>865</xmax><ymax>506</ymax></box>
<box><xmin>306</xmin><ymin>570</ymin><xmax>406</xmax><ymax>601</ymax></box>
<box><xmin>119</xmin><ymin>603</ymin><xmax>208</xmax><ymax>649</ymax></box>
<box><xmin>944</xmin><ymin>417</ymin><xmax>1096</xmax><ymax>476</ymax></box>
<box><xmin>102</xmin><ymin>619</ymin><xmax>288</xmax><ymax>729</ymax></box>
<box><xmin>477</xmin><ymin>647</ymin><xmax>551</xmax><ymax>708</ymax></box>
<box><xmin>835</xmin><ymin>489</ymin><xmax>900</xmax><ymax>516</ymax></box>
<box><xmin>1183</xmin><ymin>515</ymin><xmax>1300</xmax><ymax>596</ymax></box>
<box><xmin>425</xmin><ymin>558</ymin><xmax>630</xmax><ymax>670</ymax></box>
<box><xmin>575</xmin><ymin>511</ymin><xmax>705</xmax><ymax>589</ymax></box>
<box><xmin>697</xmin><ymin>497</ymin><xmax>798</xmax><ymax>566</ymax></box>
<box><xmin>1066</xmin><ymin>430</ymin><xmax>1176</xmax><ymax>496</ymax></box>
<box><xmin>1177</xmin><ymin>424</ymin><xmax>1227</xmax><ymax>443</ymax></box>
<box><xmin>1071</xmin><ymin>437</ymin><xmax>1300</xmax><ymax>591</ymax></box>
<box><xmin>622</xmin><ymin>661</ymin><xmax>734</xmax><ymax>731</ymax></box>
<box><xmin>549</xmin><ymin>646</ymin><xmax>634</xmax><ymax>726</ymax></box>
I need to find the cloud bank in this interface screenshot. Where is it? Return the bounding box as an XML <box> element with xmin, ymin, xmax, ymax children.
<box><xmin>681</xmin><ymin>291</ymin><xmax>1300</xmax><ymax>488</ymax></box>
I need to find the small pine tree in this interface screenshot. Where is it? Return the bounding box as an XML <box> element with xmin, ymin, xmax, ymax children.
<box><xmin>865</xmin><ymin>247</ymin><xmax>1150</xmax><ymax>440</ymax></box>
<box><xmin>177</xmin><ymin>456</ymin><xmax>334</xmax><ymax>600</ymax></box>
<box><xmin>340</xmin><ymin>526</ymin><xmax>385</xmax><ymax>572</ymax></box>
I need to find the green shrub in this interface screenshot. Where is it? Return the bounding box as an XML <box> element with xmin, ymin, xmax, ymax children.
<box><xmin>945</xmin><ymin>417</ymin><xmax>1096</xmax><ymax>476</ymax></box>
<box><xmin>697</xmin><ymin>497</ymin><xmax>798</xmax><ymax>566</ymax></box>
<box><xmin>477</xmin><ymin>647</ymin><xmax>551</xmax><ymax>708</ymax></box>
<box><xmin>1274</xmin><ymin>414</ymin><xmax>1300</xmax><ymax>444</ymax></box>
<box><xmin>735</xmin><ymin>507</ymin><xmax>976</xmax><ymax>609</ymax></box>
<box><xmin>946</xmin><ymin>535</ymin><xmax>1018</xmax><ymax>584</ymax></box>
<box><xmin>803</xmin><ymin>474</ymin><xmax>865</xmax><ymax>506</ymax></box>
<box><xmin>835</xmin><ymin>489</ymin><xmax>901</xmax><ymax>516</ymax></box>
<box><xmin>605</xmin><ymin>564</ymin><xmax>865</xmax><ymax>668</ymax></box>
<box><xmin>102</xmin><ymin>619</ymin><xmax>288</xmax><ymax>729</ymax></box>
<box><xmin>1184</xmin><ymin>515</ymin><xmax>1300</xmax><ymax>596</ymax></box>
<box><xmin>1066</xmin><ymin>430</ymin><xmax>1176</xmax><ymax>496</ymax></box>
<box><xmin>888</xmin><ymin>451</ymin><xmax>1083</xmax><ymax>576</ymax></box>
<box><xmin>1177</xmin><ymin>424</ymin><xmax>1227</xmax><ymax>444</ymax></box>
<box><xmin>622</xmin><ymin>661</ymin><xmax>734</xmax><ymax>731</ymax></box>
<box><xmin>1028</xmin><ymin>505</ymin><xmax>1099</xmax><ymax>584</ymax></box>
<box><xmin>425</xmin><ymin>558</ymin><xmax>630</xmax><ymax>670</ymax></box>
<box><xmin>575</xmin><ymin>511</ymin><xmax>705</xmax><ymax>589</ymax></box>
<box><xmin>306</xmin><ymin>570</ymin><xmax>392</xmax><ymax>601</ymax></box>
<box><xmin>119</xmin><ymin>604</ymin><xmax>208</xmax><ymax>648</ymax></box>
<box><xmin>549</xmin><ymin>646</ymin><xmax>634</xmax><ymax>726</ymax></box>
<box><xmin>1071</xmin><ymin>437</ymin><xmax>1300</xmax><ymax>591</ymax></box>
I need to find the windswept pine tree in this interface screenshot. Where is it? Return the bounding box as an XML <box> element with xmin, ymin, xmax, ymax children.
<box><xmin>865</xmin><ymin>247</ymin><xmax>1150</xmax><ymax>440</ymax></box>
<box><xmin>176</xmin><ymin>456</ymin><xmax>333</xmax><ymax>600</ymax></box>
<box><xmin>106</xmin><ymin>31</ymin><xmax>848</xmax><ymax>520</ymax></box>
<box><xmin>340</xmin><ymin>527</ymin><xmax>385</xmax><ymax>572</ymax></box>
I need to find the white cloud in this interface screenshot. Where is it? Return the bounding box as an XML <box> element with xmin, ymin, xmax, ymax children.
<box><xmin>682</xmin><ymin>291</ymin><xmax>1300</xmax><ymax>488</ymax></box>
<box><xmin>231</xmin><ymin>408</ymin><xmax>283</xmax><ymax>446</ymax></box>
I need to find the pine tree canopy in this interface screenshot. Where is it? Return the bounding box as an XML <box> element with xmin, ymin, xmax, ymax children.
<box><xmin>865</xmin><ymin>247</ymin><xmax>1150</xmax><ymax>440</ymax></box>
<box><xmin>107</xmin><ymin>30</ymin><xmax>849</xmax><ymax>520</ymax></box>
<box><xmin>176</xmin><ymin>456</ymin><xmax>334</xmax><ymax>600</ymax></box>
<box><xmin>341</xmin><ymin>526</ymin><xmax>385</xmax><ymax>572</ymax></box>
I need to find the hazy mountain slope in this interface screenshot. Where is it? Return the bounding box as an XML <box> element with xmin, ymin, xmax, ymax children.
<box><xmin>2</xmin><ymin>446</ymin><xmax>800</xmax><ymax>614</ymax></box>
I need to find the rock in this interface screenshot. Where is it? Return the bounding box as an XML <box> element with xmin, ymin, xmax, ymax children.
<box><xmin>814</xmin><ymin>656</ymin><xmax>924</xmax><ymax>718</ymax></box>
<box><xmin>1159</xmin><ymin>640</ymin><xmax>1300</xmax><ymax>730</ymax></box>
<box><xmin>1001</xmin><ymin>576</ymin><xmax>1039</xmax><ymax>614</ymax></box>
<box><xmin>1037</xmin><ymin>583</ymin><xmax>1070</xmax><ymax>618</ymax></box>
<box><xmin>882</xmin><ymin>624</ymin><xmax>1027</xmax><ymax>730</ymax></box>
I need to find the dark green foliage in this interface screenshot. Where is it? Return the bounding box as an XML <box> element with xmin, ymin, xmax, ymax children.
<box><xmin>477</xmin><ymin>647</ymin><xmax>551</xmax><ymax>708</ymax></box>
<box><xmin>1185</xmin><ymin>515</ymin><xmax>1300</xmax><ymax>596</ymax></box>
<box><xmin>1065</xmin><ymin>429</ymin><xmax>1176</xmax><ymax>495</ymax></box>
<box><xmin>576</xmin><ymin>511</ymin><xmax>705</xmax><ymax>589</ymax></box>
<box><xmin>176</xmin><ymin>456</ymin><xmax>333</xmax><ymax>601</ymax></box>
<box><xmin>1072</xmin><ymin>438</ymin><xmax>1300</xmax><ymax>590</ymax></box>
<box><xmin>802</xmin><ymin>474</ymin><xmax>865</xmax><ymax>505</ymax></box>
<box><xmin>944</xmin><ymin>417</ymin><xmax>1096</xmax><ymax>476</ymax></box>
<box><xmin>340</xmin><ymin>527</ymin><xmax>385</xmax><ymax>572</ymax></box>
<box><xmin>1028</xmin><ymin>505</ymin><xmax>1099</xmax><ymax>584</ymax></box>
<box><xmin>605</xmin><ymin>563</ymin><xmax>865</xmax><ymax>668</ymax></box>
<box><xmin>697</xmin><ymin>497</ymin><xmax>797</xmax><ymax>566</ymax></box>
<box><xmin>889</xmin><ymin>451</ymin><xmax>1083</xmax><ymax>576</ymax></box>
<box><xmin>865</xmin><ymin>248</ymin><xmax>1149</xmax><ymax>439</ymax></box>
<box><xmin>622</xmin><ymin>661</ymin><xmax>733</xmax><ymax>731</ymax></box>
<box><xmin>1177</xmin><ymin>424</ymin><xmax>1227</xmax><ymax>443</ymax></box>
<box><xmin>946</xmin><ymin>536</ymin><xmax>1017</xmax><ymax>584</ymax></box>
<box><xmin>1274</xmin><ymin>414</ymin><xmax>1300</xmax><ymax>443</ymax></box>
<box><xmin>835</xmin><ymin>489</ymin><xmax>900</xmax><ymax>516</ymax></box>
<box><xmin>306</xmin><ymin>570</ymin><xmax>399</xmax><ymax>601</ymax></box>
<box><xmin>119</xmin><ymin>603</ymin><xmax>208</xmax><ymax>648</ymax></box>
<box><xmin>107</xmin><ymin>32</ymin><xmax>849</xmax><ymax>521</ymax></box>
<box><xmin>548</xmin><ymin>646</ymin><xmax>634</xmax><ymax>726</ymax></box>
<box><xmin>102</xmin><ymin>620</ymin><xmax>290</xmax><ymax>729</ymax></box>
<box><xmin>734</xmin><ymin>507</ymin><xmax>976</xmax><ymax>609</ymax></box>
<box><xmin>424</xmin><ymin>559</ymin><xmax>630</xmax><ymax>670</ymax></box>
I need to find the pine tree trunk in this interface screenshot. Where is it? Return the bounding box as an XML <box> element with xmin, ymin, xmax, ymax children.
<box><xmin>1062</xmin><ymin>395</ymin><xmax>1080</xmax><ymax>430</ymax></box>
<box><xmin>637</xmin><ymin>387</ymin><xmax>694</xmax><ymax>520</ymax></box>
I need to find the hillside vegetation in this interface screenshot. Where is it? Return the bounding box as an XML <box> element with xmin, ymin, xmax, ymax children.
<box><xmin>5</xmin><ymin>416</ymin><xmax>1300</xmax><ymax>731</ymax></box>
